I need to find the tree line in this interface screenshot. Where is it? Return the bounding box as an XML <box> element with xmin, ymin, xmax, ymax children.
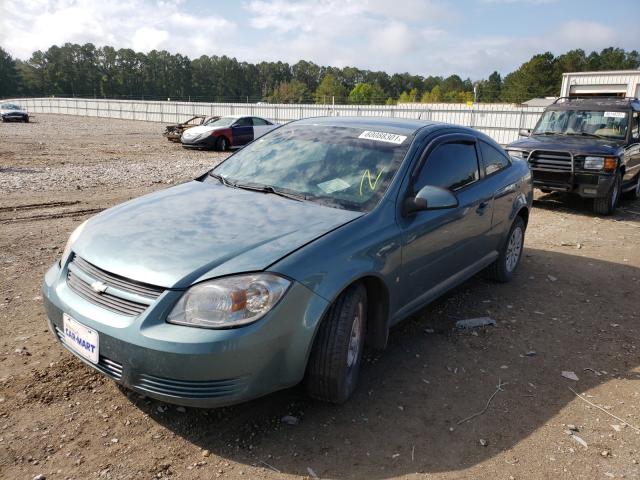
<box><xmin>0</xmin><ymin>44</ymin><xmax>638</xmax><ymax>104</ymax></box>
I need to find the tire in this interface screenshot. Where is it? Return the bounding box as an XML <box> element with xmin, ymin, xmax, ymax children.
<box><xmin>216</xmin><ymin>136</ymin><xmax>228</xmax><ymax>151</ymax></box>
<box><xmin>305</xmin><ymin>283</ymin><xmax>367</xmax><ymax>404</ymax></box>
<box><xmin>593</xmin><ymin>172</ymin><xmax>621</xmax><ymax>215</ymax></box>
<box><xmin>622</xmin><ymin>173</ymin><xmax>640</xmax><ymax>201</ymax></box>
<box><xmin>486</xmin><ymin>215</ymin><xmax>525</xmax><ymax>283</ymax></box>
<box><xmin>23</xmin><ymin>116</ymin><xmax>29</xmax><ymax>123</ymax></box>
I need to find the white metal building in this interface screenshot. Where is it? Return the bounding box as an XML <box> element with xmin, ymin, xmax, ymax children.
<box><xmin>561</xmin><ymin>70</ymin><xmax>640</xmax><ymax>98</ymax></box>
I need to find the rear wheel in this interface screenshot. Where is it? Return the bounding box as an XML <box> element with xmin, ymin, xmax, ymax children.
<box><xmin>486</xmin><ymin>216</ymin><xmax>525</xmax><ymax>283</ymax></box>
<box><xmin>23</xmin><ymin>116</ymin><xmax>29</xmax><ymax>123</ymax></box>
<box><xmin>305</xmin><ymin>283</ymin><xmax>367</xmax><ymax>404</ymax></box>
<box><xmin>593</xmin><ymin>173</ymin><xmax>621</xmax><ymax>215</ymax></box>
<box><xmin>622</xmin><ymin>173</ymin><xmax>640</xmax><ymax>201</ymax></box>
<box><xmin>216</xmin><ymin>136</ymin><xmax>228</xmax><ymax>151</ymax></box>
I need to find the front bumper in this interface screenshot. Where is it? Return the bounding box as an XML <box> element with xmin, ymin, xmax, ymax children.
<box><xmin>532</xmin><ymin>171</ymin><xmax>615</xmax><ymax>198</ymax></box>
<box><xmin>42</xmin><ymin>261</ymin><xmax>328</xmax><ymax>407</ymax></box>
<box><xmin>181</xmin><ymin>136</ymin><xmax>217</xmax><ymax>149</ymax></box>
<box><xmin>1</xmin><ymin>113</ymin><xmax>28</xmax><ymax>122</ymax></box>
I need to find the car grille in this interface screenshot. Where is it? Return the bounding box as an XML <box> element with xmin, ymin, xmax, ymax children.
<box><xmin>66</xmin><ymin>255</ymin><xmax>164</xmax><ymax>316</ymax></box>
<box><xmin>528</xmin><ymin>151</ymin><xmax>573</xmax><ymax>173</ymax></box>
<box><xmin>54</xmin><ymin>326</ymin><xmax>124</xmax><ymax>380</ymax></box>
<box><xmin>135</xmin><ymin>373</ymin><xmax>248</xmax><ymax>399</ymax></box>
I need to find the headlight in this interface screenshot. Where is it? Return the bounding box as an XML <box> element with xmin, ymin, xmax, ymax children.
<box><xmin>167</xmin><ymin>273</ymin><xmax>291</xmax><ymax>329</ymax></box>
<box><xmin>61</xmin><ymin>220</ymin><xmax>88</xmax><ymax>263</ymax></box>
<box><xmin>508</xmin><ymin>150</ymin><xmax>527</xmax><ymax>160</ymax></box>
<box><xmin>583</xmin><ymin>156</ymin><xmax>604</xmax><ymax>170</ymax></box>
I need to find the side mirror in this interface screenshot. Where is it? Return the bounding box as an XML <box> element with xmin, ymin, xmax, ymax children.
<box><xmin>518</xmin><ymin>128</ymin><xmax>531</xmax><ymax>137</ymax></box>
<box><xmin>404</xmin><ymin>185</ymin><xmax>458</xmax><ymax>216</ymax></box>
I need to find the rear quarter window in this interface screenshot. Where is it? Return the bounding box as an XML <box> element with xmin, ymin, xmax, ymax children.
<box><xmin>479</xmin><ymin>141</ymin><xmax>510</xmax><ymax>176</ymax></box>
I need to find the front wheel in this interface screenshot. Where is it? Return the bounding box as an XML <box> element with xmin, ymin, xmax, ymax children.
<box><xmin>215</xmin><ymin>136</ymin><xmax>228</xmax><ymax>151</ymax></box>
<box><xmin>23</xmin><ymin>116</ymin><xmax>29</xmax><ymax>123</ymax></box>
<box><xmin>305</xmin><ymin>283</ymin><xmax>367</xmax><ymax>404</ymax></box>
<box><xmin>486</xmin><ymin>216</ymin><xmax>525</xmax><ymax>283</ymax></box>
<box><xmin>593</xmin><ymin>173</ymin><xmax>621</xmax><ymax>215</ymax></box>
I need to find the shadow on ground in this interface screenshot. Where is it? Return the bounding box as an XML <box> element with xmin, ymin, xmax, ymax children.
<box><xmin>123</xmin><ymin>248</ymin><xmax>639</xmax><ymax>479</ymax></box>
<box><xmin>533</xmin><ymin>189</ymin><xmax>640</xmax><ymax>222</ymax></box>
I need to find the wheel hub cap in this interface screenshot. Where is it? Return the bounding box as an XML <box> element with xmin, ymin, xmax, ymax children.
<box><xmin>505</xmin><ymin>227</ymin><xmax>523</xmax><ymax>273</ymax></box>
<box><xmin>347</xmin><ymin>303</ymin><xmax>363</xmax><ymax>368</ymax></box>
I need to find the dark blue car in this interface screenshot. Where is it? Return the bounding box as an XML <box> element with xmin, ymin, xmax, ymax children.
<box><xmin>43</xmin><ymin>117</ymin><xmax>532</xmax><ymax>407</ymax></box>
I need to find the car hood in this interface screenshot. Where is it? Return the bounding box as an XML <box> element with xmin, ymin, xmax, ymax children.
<box><xmin>181</xmin><ymin>125</ymin><xmax>226</xmax><ymax>139</ymax></box>
<box><xmin>72</xmin><ymin>181</ymin><xmax>361</xmax><ymax>289</ymax></box>
<box><xmin>508</xmin><ymin>135</ymin><xmax>623</xmax><ymax>156</ymax></box>
<box><xmin>1</xmin><ymin>108</ymin><xmax>27</xmax><ymax>114</ymax></box>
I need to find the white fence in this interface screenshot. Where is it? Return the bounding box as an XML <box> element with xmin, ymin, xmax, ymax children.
<box><xmin>8</xmin><ymin>97</ymin><xmax>546</xmax><ymax>145</ymax></box>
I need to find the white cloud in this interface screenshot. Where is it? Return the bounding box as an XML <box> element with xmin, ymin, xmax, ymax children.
<box><xmin>132</xmin><ymin>27</ymin><xmax>169</xmax><ymax>52</ymax></box>
<box><xmin>0</xmin><ymin>0</ymin><xmax>236</xmax><ymax>59</ymax></box>
<box><xmin>0</xmin><ymin>0</ymin><xmax>636</xmax><ymax>81</ymax></box>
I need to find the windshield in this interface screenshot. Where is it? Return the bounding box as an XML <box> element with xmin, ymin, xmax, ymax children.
<box><xmin>212</xmin><ymin>124</ymin><xmax>413</xmax><ymax>211</ymax></box>
<box><xmin>204</xmin><ymin>116</ymin><xmax>237</xmax><ymax>127</ymax></box>
<box><xmin>533</xmin><ymin>109</ymin><xmax>628</xmax><ymax>140</ymax></box>
<box><xmin>1</xmin><ymin>103</ymin><xmax>21</xmax><ymax>110</ymax></box>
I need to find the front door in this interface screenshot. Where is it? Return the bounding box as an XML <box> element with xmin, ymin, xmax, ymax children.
<box><xmin>232</xmin><ymin>117</ymin><xmax>254</xmax><ymax>146</ymax></box>
<box><xmin>398</xmin><ymin>135</ymin><xmax>494</xmax><ymax>313</ymax></box>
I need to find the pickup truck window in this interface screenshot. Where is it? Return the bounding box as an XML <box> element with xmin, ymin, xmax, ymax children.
<box><xmin>533</xmin><ymin>110</ymin><xmax>629</xmax><ymax>140</ymax></box>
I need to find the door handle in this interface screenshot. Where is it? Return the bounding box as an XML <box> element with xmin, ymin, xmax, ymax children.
<box><xmin>476</xmin><ymin>201</ymin><xmax>489</xmax><ymax>215</ymax></box>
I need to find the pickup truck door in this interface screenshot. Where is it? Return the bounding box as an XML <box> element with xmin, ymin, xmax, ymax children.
<box><xmin>397</xmin><ymin>134</ymin><xmax>494</xmax><ymax>315</ymax></box>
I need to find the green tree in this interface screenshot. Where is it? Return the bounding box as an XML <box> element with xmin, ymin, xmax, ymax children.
<box><xmin>397</xmin><ymin>87</ymin><xmax>419</xmax><ymax>103</ymax></box>
<box><xmin>269</xmin><ymin>80</ymin><xmax>309</xmax><ymax>103</ymax></box>
<box><xmin>348</xmin><ymin>82</ymin><xmax>386</xmax><ymax>104</ymax></box>
<box><xmin>477</xmin><ymin>71</ymin><xmax>502</xmax><ymax>102</ymax></box>
<box><xmin>0</xmin><ymin>47</ymin><xmax>19</xmax><ymax>96</ymax></box>
<box><xmin>420</xmin><ymin>85</ymin><xmax>442</xmax><ymax>103</ymax></box>
<box><xmin>501</xmin><ymin>52</ymin><xmax>557</xmax><ymax>103</ymax></box>
<box><xmin>314</xmin><ymin>74</ymin><xmax>347</xmax><ymax>103</ymax></box>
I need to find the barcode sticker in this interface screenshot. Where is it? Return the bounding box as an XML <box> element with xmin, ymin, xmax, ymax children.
<box><xmin>604</xmin><ymin>111</ymin><xmax>626</xmax><ymax>118</ymax></box>
<box><xmin>359</xmin><ymin>130</ymin><xmax>407</xmax><ymax>144</ymax></box>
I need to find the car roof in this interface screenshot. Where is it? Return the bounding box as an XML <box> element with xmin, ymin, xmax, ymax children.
<box><xmin>547</xmin><ymin>97</ymin><xmax>640</xmax><ymax>112</ymax></box>
<box><xmin>293</xmin><ymin>116</ymin><xmax>442</xmax><ymax>135</ymax></box>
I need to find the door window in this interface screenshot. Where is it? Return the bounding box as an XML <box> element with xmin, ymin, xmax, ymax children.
<box><xmin>233</xmin><ymin>117</ymin><xmax>253</xmax><ymax>127</ymax></box>
<box><xmin>415</xmin><ymin>142</ymin><xmax>480</xmax><ymax>192</ymax></box>
<box><xmin>252</xmin><ymin>117</ymin><xmax>271</xmax><ymax>126</ymax></box>
<box><xmin>479</xmin><ymin>141</ymin><xmax>510</xmax><ymax>176</ymax></box>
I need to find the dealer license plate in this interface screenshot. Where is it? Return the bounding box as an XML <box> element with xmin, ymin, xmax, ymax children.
<box><xmin>63</xmin><ymin>313</ymin><xmax>99</xmax><ymax>364</ymax></box>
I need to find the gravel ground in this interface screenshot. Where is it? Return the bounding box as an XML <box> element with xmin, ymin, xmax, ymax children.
<box><xmin>1</xmin><ymin>114</ymin><xmax>639</xmax><ymax>480</ymax></box>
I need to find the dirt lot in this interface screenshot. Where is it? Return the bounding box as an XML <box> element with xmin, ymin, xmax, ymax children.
<box><xmin>1</xmin><ymin>114</ymin><xmax>639</xmax><ymax>480</ymax></box>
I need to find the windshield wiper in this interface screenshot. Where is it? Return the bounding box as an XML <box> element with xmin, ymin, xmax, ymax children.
<box><xmin>209</xmin><ymin>172</ymin><xmax>233</xmax><ymax>187</ymax></box>
<box><xmin>533</xmin><ymin>131</ymin><xmax>565</xmax><ymax>136</ymax></box>
<box><xmin>566</xmin><ymin>132</ymin><xmax>609</xmax><ymax>139</ymax></box>
<box><xmin>233</xmin><ymin>182</ymin><xmax>307</xmax><ymax>202</ymax></box>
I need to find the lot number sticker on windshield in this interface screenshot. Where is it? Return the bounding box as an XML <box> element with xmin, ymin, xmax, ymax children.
<box><xmin>604</xmin><ymin>111</ymin><xmax>626</xmax><ymax>118</ymax></box>
<box><xmin>359</xmin><ymin>130</ymin><xmax>407</xmax><ymax>145</ymax></box>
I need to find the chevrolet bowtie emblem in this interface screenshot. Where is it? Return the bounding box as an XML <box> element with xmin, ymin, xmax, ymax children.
<box><xmin>90</xmin><ymin>281</ymin><xmax>108</xmax><ymax>294</ymax></box>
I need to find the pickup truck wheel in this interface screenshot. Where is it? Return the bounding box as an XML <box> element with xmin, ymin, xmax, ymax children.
<box><xmin>216</xmin><ymin>136</ymin><xmax>228</xmax><ymax>151</ymax></box>
<box><xmin>486</xmin><ymin>216</ymin><xmax>525</xmax><ymax>283</ymax></box>
<box><xmin>305</xmin><ymin>283</ymin><xmax>367</xmax><ymax>404</ymax></box>
<box><xmin>593</xmin><ymin>173</ymin><xmax>621</xmax><ymax>215</ymax></box>
<box><xmin>622</xmin><ymin>174</ymin><xmax>640</xmax><ymax>201</ymax></box>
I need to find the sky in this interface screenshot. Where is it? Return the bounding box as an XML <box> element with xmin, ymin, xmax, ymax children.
<box><xmin>1</xmin><ymin>0</ymin><xmax>638</xmax><ymax>80</ymax></box>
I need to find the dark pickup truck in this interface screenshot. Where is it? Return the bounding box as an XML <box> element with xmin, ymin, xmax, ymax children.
<box><xmin>507</xmin><ymin>97</ymin><xmax>640</xmax><ymax>215</ymax></box>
